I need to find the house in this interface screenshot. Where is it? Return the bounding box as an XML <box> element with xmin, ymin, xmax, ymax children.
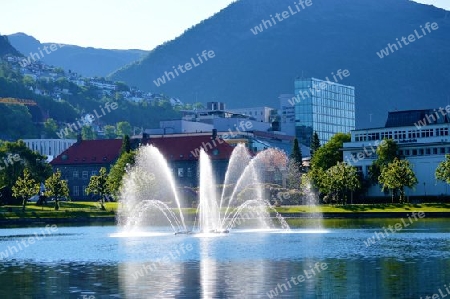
<box><xmin>144</xmin><ymin>134</ymin><xmax>235</xmax><ymax>187</ymax></box>
<box><xmin>50</xmin><ymin>138</ymin><xmax>123</xmax><ymax>200</ymax></box>
<box><xmin>50</xmin><ymin>133</ymin><xmax>235</xmax><ymax>200</ymax></box>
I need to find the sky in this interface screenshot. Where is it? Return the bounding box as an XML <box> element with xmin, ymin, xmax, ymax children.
<box><xmin>1</xmin><ymin>0</ymin><xmax>449</xmax><ymax>51</ymax></box>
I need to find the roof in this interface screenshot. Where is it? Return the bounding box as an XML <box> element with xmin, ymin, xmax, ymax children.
<box><xmin>145</xmin><ymin>135</ymin><xmax>234</xmax><ymax>161</ymax></box>
<box><xmin>50</xmin><ymin>139</ymin><xmax>122</xmax><ymax>166</ymax></box>
<box><xmin>385</xmin><ymin>109</ymin><xmax>450</xmax><ymax>127</ymax></box>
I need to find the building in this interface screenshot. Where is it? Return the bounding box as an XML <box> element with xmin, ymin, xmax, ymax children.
<box><xmin>294</xmin><ymin>78</ymin><xmax>355</xmax><ymax>146</ymax></box>
<box><xmin>278</xmin><ymin>94</ymin><xmax>296</xmax><ymax>136</ymax></box>
<box><xmin>342</xmin><ymin>109</ymin><xmax>450</xmax><ymax>198</ymax></box>
<box><xmin>23</xmin><ymin>139</ymin><xmax>77</xmax><ymax>162</ymax></box>
<box><xmin>50</xmin><ymin>134</ymin><xmax>236</xmax><ymax>199</ymax></box>
<box><xmin>143</xmin><ymin>134</ymin><xmax>235</xmax><ymax>187</ymax></box>
<box><xmin>50</xmin><ymin>139</ymin><xmax>123</xmax><ymax>200</ymax></box>
<box><xmin>228</xmin><ymin>106</ymin><xmax>275</xmax><ymax>123</ymax></box>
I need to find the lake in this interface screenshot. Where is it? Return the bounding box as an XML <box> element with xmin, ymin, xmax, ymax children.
<box><xmin>0</xmin><ymin>218</ymin><xmax>449</xmax><ymax>298</ymax></box>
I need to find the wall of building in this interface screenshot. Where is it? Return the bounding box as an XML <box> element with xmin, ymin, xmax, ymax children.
<box><xmin>24</xmin><ymin>139</ymin><xmax>77</xmax><ymax>162</ymax></box>
<box><xmin>343</xmin><ymin>123</ymin><xmax>450</xmax><ymax>197</ymax></box>
<box><xmin>294</xmin><ymin>78</ymin><xmax>355</xmax><ymax>146</ymax></box>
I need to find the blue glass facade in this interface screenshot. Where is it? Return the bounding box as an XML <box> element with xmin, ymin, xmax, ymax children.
<box><xmin>294</xmin><ymin>78</ymin><xmax>355</xmax><ymax>146</ymax></box>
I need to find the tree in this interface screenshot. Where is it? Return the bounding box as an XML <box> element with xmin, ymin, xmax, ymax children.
<box><xmin>116</xmin><ymin>121</ymin><xmax>132</xmax><ymax>137</ymax></box>
<box><xmin>379</xmin><ymin>158</ymin><xmax>418</xmax><ymax>203</ymax></box>
<box><xmin>310</xmin><ymin>131</ymin><xmax>321</xmax><ymax>158</ymax></box>
<box><xmin>81</xmin><ymin>126</ymin><xmax>96</xmax><ymax>140</ymax></box>
<box><xmin>107</xmin><ymin>151</ymin><xmax>136</xmax><ymax>195</ymax></box>
<box><xmin>290</xmin><ymin>138</ymin><xmax>302</xmax><ymax>167</ymax></box>
<box><xmin>369</xmin><ymin>139</ymin><xmax>399</xmax><ymax>184</ymax></box>
<box><xmin>310</xmin><ymin>133</ymin><xmax>350</xmax><ymax>171</ymax></box>
<box><xmin>43</xmin><ymin>118</ymin><xmax>58</xmax><ymax>138</ymax></box>
<box><xmin>435</xmin><ymin>154</ymin><xmax>450</xmax><ymax>184</ymax></box>
<box><xmin>12</xmin><ymin>169</ymin><xmax>39</xmax><ymax>212</ymax></box>
<box><xmin>322</xmin><ymin>162</ymin><xmax>361</xmax><ymax>204</ymax></box>
<box><xmin>103</xmin><ymin>125</ymin><xmax>117</xmax><ymax>139</ymax></box>
<box><xmin>121</xmin><ymin>135</ymin><xmax>131</xmax><ymax>154</ymax></box>
<box><xmin>45</xmin><ymin>170</ymin><xmax>69</xmax><ymax>210</ymax></box>
<box><xmin>0</xmin><ymin>140</ymin><xmax>52</xmax><ymax>204</ymax></box>
<box><xmin>86</xmin><ymin>167</ymin><xmax>110</xmax><ymax>210</ymax></box>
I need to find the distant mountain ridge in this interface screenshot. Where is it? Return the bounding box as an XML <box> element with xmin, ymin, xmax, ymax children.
<box><xmin>110</xmin><ymin>0</ymin><xmax>450</xmax><ymax>129</ymax></box>
<box><xmin>8</xmin><ymin>33</ymin><xmax>148</xmax><ymax>77</ymax></box>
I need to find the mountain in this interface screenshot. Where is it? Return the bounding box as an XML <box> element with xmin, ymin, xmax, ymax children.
<box><xmin>110</xmin><ymin>0</ymin><xmax>450</xmax><ymax>129</ymax></box>
<box><xmin>8</xmin><ymin>33</ymin><xmax>148</xmax><ymax>77</ymax></box>
<box><xmin>0</xmin><ymin>35</ymin><xmax>22</xmax><ymax>57</ymax></box>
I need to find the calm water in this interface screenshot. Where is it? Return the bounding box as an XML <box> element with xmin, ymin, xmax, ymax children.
<box><xmin>0</xmin><ymin>219</ymin><xmax>449</xmax><ymax>298</ymax></box>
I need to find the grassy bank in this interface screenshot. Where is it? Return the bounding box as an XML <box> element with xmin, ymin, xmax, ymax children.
<box><xmin>0</xmin><ymin>201</ymin><xmax>118</xmax><ymax>220</ymax></box>
<box><xmin>1</xmin><ymin>202</ymin><xmax>450</xmax><ymax>222</ymax></box>
<box><xmin>275</xmin><ymin>203</ymin><xmax>450</xmax><ymax>213</ymax></box>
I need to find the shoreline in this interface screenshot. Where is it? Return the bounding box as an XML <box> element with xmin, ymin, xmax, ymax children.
<box><xmin>1</xmin><ymin>211</ymin><xmax>450</xmax><ymax>226</ymax></box>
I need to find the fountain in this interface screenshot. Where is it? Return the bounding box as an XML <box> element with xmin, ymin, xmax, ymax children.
<box><xmin>118</xmin><ymin>143</ymin><xmax>290</xmax><ymax>234</ymax></box>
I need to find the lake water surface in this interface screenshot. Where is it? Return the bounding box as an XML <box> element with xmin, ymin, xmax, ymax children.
<box><xmin>0</xmin><ymin>218</ymin><xmax>449</xmax><ymax>298</ymax></box>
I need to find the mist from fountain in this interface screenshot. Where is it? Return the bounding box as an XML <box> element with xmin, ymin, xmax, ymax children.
<box><xmin>118</xmin><ymin>144</ymin><xmax>290</xmax><ymax>234</ymax></box>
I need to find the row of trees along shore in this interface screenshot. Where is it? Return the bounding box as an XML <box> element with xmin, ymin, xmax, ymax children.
<box><xmin>5</xmin><ymin>132</ymin><xmax>450</xmax><ymax>210</ymax></box>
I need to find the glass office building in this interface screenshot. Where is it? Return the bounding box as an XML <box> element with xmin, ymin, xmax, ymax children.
<box><xmin>294</xmin><ymin>78</ymin><xmax>355</xmax><ymax>146</ymax></box>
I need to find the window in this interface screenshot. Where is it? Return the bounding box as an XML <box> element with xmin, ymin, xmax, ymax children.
<box><xmin>187</xmin><ymin>168</ymin><xmax>193</xmax><ymax>178</ymax></box>
<box><xmin>73</xmin><ymin>171</ymin><xmax>79</xmax><ymax>178</ymax></box>
<box><xmin>426</xmin><ymin>148</ymin><xmax>431</xmax><ymax>155</ymax></box>
<box><xmin>441</xmin><ymin>147</ymin><xmax>446</xmax><ymax>154</ymax></box>
<box><xmin>412</xmin><ymin>149</ymin><xmax>417</xmax><ymax>156</ymax></box>
<box><xmin>178</xmin><ymin>168</ymin><xmax>184</xmax><ymax>177</ymax></box>
<box><xmin>73</xmin><ymin>186</ymin><xmax>79</xmax><ymax>196</ymax></box>
<box><xmin>419</xmin><ymin>149</ymin><xmax>424</xmax><ymax>156</ymax></box>
<box><xmin>91</xmin><ymin>171</ymin><xmax>97</xmax><ymax>176</ymax></box>
<box><xmin>433</xmin><ymin>148</ymin><xmax>438</xmax><ymax>155</ymax></box>
<box><xmin>82</xmin><ymin>171</ymin><xmax>88</xmax><ymax>179</ymax></box>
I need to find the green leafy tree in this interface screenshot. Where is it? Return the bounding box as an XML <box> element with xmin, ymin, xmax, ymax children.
<box><xmin>322</xmin><ymin>162</ymin><xmax>361</xmax><ymax>204</ymax></box>
<box><xmin>369</xmin><ymin>139</ymin><xmax>399</xmax><ymax>184</ymax></box>
<box><xmin>435</xmin><ymin>154</ymin><xmax>450</xmax><ymax>184</ymax></box>
<box><xmin>107</xmin><ymin>151</ymin><xmax>136</xmax><ymax>195</ymax></box>
<box><xmin>310</xmin><ymin>131</ymin><xmax>321</xmax><ymax>158</ymax></box>
<box><xmin>116</xmin><ymin>121</ymin><xmax>132</xmax><ymax>137</ymax></box>
<box><xmin>121</xmin><ymin>135</ymin><xmax>131</xmax><ymax>154</ymax></box>
<box><xmin>45</xmin><ymin>170</ymin><xmax>69</xmax><ymax>210</ymax></box>
<box><xmin>81</xmin><ymin>126</ymin><xmax>96</xmax><ymax>140</ymax></box>
<box><xmin>86</xmin><ymin>167</ymin><xmax>110</xmax><ymax>210</ymax></box>
<box><xmin>310</xmin><ymin>133</ymin><xmax>350</xmax><ymax>171</ymax></box>
<box><xmin>103</xmin><ymin>125</ymin><xmax>117</xmax><ymax>139</ymax></box>
<box><xmin>309</xmin><ymin>133</ymin><xmax>350</xmax><ymax>191</ymax></box>
<box><xmin>43</xmin><ymin>118</ymin><xmax>58</xmax><ymax>138</ymax></box>
<box><xmin>379</xmin><ymin>158</ymin><xmax>418</xmax><ymax>203</ymax></box>
<box><xmin>12</xmin><ymin>169</ymin><xmax>39</xmax><ymax>212</ymax></box>
<box><xmin>0</xmin><ymin>140</ymin><xmax>52</xmax><ymax>204</ymax></box>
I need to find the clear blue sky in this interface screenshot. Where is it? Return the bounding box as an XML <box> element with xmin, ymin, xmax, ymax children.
<box><xmin>1</xmin><ymin>0</ymin><xmax>448</xmax><ymax>50</ymax></box>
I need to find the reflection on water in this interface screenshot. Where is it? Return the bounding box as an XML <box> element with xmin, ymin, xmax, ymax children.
<box><xmin>0</xmin><ymin>220</ymin><xmax>449</xmax><ymax>298</ymax></box>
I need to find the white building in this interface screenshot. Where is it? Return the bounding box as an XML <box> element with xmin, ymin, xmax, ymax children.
<box><xmin>343</xmin><ymin>109</ymin><xmax>450</xmax><ymax>197</ymax></box>
<box><xmin>228</xmin><ymin>106</ymin><xmax>274</xmax><ymax>123</ymax></box>
<box><xmin>24</xmin><ymin>139</ymin><xmax>77</xmax><ymax>162</ymax></box>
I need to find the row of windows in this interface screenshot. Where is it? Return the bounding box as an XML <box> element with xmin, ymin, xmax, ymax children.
<box><xmin>176</xmin><ymin>167</ymin><xmax>193</xmax><ymax>178</ymax></box>
<box><xmin>355</xmin><ymin>127</ymin><xmax>449</xmax><ymax>142</ymax></box>
<box><xmin>73</xmin><ymin>171</ymin><xmax>97</xmax><ymax>179</ymax></box>
<box><xmin>400</xmin><ymin>147</ymin><xmax>450</xmax><ymax>157</ymax></box>
<box><xmin>72</xmin><ymin>186</ymin><xmax>87</xmax><ymax>197</ymax></box>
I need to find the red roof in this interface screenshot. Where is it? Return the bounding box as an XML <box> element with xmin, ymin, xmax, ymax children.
<box><xmin>145</xmin><ymin>135</ymin><xmax>234</xmax><ymax>161</ymax></box>
<box><xmin>51</xmin><ymin>139</ymin><xmax>122</xmax><ymax>166</ymax></box>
